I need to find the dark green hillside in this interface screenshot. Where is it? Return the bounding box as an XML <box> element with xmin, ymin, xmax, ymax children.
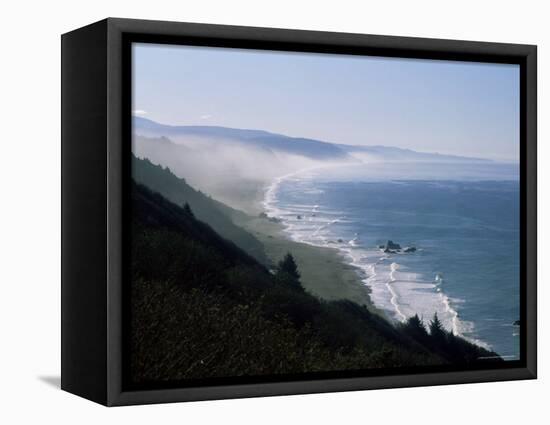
<box><xmin>130</xmin><ymin>183</ymin><xmax>500</xmax><ymax>384</ymax></box>
<box><xmin>132</xmin><ymin>155</ymin><xmax>267</xmax><ymax>264</ymax></box>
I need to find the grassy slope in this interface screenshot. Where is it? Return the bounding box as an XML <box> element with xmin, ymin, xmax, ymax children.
<box><xmin>130</xmin><ymin>182</ymin><xmax>500</xmax><ymax>384</ymax></box>
<box><xmin>243</xmin><ymin>214</ymin><xmax>378</xmax><ymax>310</ymax></box>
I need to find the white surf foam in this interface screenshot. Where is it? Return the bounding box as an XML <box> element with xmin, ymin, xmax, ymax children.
<box><xmin>261</xmin><ymin>172</ymin><xmax>491</xmax><ymax>351</ymax></box>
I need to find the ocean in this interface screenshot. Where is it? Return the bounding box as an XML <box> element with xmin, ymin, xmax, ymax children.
<box><xmin>263</xmin><ymin>161</ymin><xmax>520</xmax><ymax>360</ymax></box>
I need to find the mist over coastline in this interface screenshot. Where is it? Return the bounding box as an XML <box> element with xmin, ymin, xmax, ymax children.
<box><xmin>132</xmin><ymin>116</ymin><xmax>520</xmax><ymax>359</ymax></box>
<box><xmin>127</xmin><ymin>44</ymin><xmax>521</xmax><ymax>384</ymax></box>
<box><xmin>132</xmin><ymin>116</ymin><xmax>517</xmax><ymax>210</ymax></box>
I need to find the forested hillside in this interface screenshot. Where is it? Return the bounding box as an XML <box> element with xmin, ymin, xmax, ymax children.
<box><xmin>129</xmin><ymin>182</ymin><xmax>500</xmax><ymax>385</ymax></box>
<box><xmin>132</xmin><ymin>155</ymin><xmax>267</xmax><ymax>264</ymax></box>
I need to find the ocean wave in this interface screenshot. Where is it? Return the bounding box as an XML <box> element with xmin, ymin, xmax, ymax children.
<box><xmin>262</xmin><ymin>172</ymin><xmax>492</xmax><ymax>351</ymax></box>
<box><xmin>348</xmin><ymin>233</ymin><xmax>360</xmax><ymax>246</ymax></box>
<box><xmin>386</xmin><ymin>263</ymin><xmax>407</xmax><ymax>322</ymax></box>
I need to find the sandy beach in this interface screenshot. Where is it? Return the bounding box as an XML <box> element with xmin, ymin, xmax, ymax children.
<box><xmin>234</xmin><ymin>205</ymin><xmax>380</xmax><ymax>313</ymax></box>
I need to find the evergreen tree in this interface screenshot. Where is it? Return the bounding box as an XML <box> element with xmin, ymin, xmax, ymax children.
<box><xmin>278</xmin><ymin>253</ymin><xmax>300</xmax><ymax>280</ymax></box>
<box><xmin>429</xmin><ymin>313</ymin><xmax>446</xmax><ymax>345</ymax></box>
<box><xmin>408</xmin><ymin>315</ymin><xmax>426</xmax><ymax>333</ymax></box>
<box><xmin>403</xmin><ymin>314</ymin><xmax>429</xmax><ymax>345</ymax></box>
<box><xmin>183</xmin><ymin>202</ymin><xmax>194</xmax><ymax>218</ymax></box>
<box><xmin>276</xmin><ymin>253</ymin><xmax>302</xmax><ymax>290</ymax></box>
<box><xmin>407</xmin><ymin>314</ymin><xmax>424</xmax><ymax>330</ymax></box>
<box><xmin>446</xmin><ymin>330</ymin><xmax>461</xmax><ymax>357</ymax></box>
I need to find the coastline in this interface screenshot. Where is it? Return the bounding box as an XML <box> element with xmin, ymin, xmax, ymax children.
<box><xmin>231</xmin><ymin>171</ymin><xmax>383</xmax><ymax>314</ymax></box>
<box><xmin>231</xmin><ymin>170</ymin><xmax>520</xmax><ymax>358</ymax></box>
<box><xmin>239</xmin><ymin>170</ymin><xmax>499</xmax><ymax>353</ymax></box>
<box><xmin>241</xmin><ymin>212</ymin><xmax>381</xmax><ymax>312</ymax></box>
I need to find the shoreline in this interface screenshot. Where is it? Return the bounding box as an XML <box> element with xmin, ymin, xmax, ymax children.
<box><xmin>240</xmin><ymin>212</ymin><xmax>382</xmax><ymax>312</ymax></box>
<box><xmin>244</xmin><ymin>171</ymin><xmax>498</xmax><ymax>353</ymax></box>
<box><xmin>232</xmin><ymin>171</ymin><xmax>384</xmax><ymax>315</ymax></box>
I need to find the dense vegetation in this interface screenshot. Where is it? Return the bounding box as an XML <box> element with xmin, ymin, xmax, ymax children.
<box><xmin>130</xmin><ymin>182</ymin><xmax>500</xmax><ymax>385</ymax></box>
<box><xmin>132</xmin><ymin>155</ymin><xmax>268</xmax><ymax>264</ymax></box>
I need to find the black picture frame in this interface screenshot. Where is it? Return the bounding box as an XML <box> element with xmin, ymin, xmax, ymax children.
<box><xmin>61</xmin><ymin>17</ymin><xmax>537</xmax><ymax>406</ymax></box>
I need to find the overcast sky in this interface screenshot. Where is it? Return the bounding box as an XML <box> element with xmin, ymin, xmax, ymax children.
<box><xmin>133</xmin><ymin>43</ymin><xmax>519</xmax><ymax>161</ymax></box>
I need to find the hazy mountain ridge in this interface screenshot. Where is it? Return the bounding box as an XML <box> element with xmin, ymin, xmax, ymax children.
<box><xmin>133</xmin><ymin>117</ymin><xmax>499</xmax><ymax>212</ymax></box>
<box><xmin>134</xmin><ymin>116</ymin><xmax>491</xmax><ymax>163</ymax></box>
<box><xmin>132</xmin><ymin>134</ymin><xmax>294</xmax><ymax>213</ymax></box>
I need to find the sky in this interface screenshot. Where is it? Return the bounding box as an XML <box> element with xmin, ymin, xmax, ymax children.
<box><xmin>133</xmin><ymin>43</ymin><xmax>520</xmax><ymax>161</ymax></box>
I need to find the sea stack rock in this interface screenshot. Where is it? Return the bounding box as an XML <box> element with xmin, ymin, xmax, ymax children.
<box><xmin>384</xmin><ymin>240</ymin><xmax>401</xmax><ymax>250</ymax></box>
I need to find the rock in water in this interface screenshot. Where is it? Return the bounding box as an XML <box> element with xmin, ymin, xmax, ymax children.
<box><xmin>404</xmin><ymin>246</ymin><xmax>417</xmax><ymax>253</ymax></box>
<box><xmin>384</xmin><ymin>240</ymin><xmax>401</xmax><ymax>250</ymax></box>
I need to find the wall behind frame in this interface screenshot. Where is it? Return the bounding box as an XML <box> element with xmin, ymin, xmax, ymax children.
<box><xmin>0</xmin><ymin>0</ymin><xmax>546</xmax><ymax>424</ymax></box>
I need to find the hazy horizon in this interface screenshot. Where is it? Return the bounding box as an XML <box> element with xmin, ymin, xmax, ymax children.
<box><xmin>134</xmin><ymin>115</ymin><xmax>522</xmax><ymax>163</ymax></box>
<box><xmin>133</xmin><ymin>43</ymin><xmax>520</xmax><ymax>161</ymax></box>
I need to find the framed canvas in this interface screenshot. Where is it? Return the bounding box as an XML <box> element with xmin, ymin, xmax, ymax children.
<box><xmin>61</xmin><ymin>18</ymin><xmax>537</xmax><ymax>406</ymax></box>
